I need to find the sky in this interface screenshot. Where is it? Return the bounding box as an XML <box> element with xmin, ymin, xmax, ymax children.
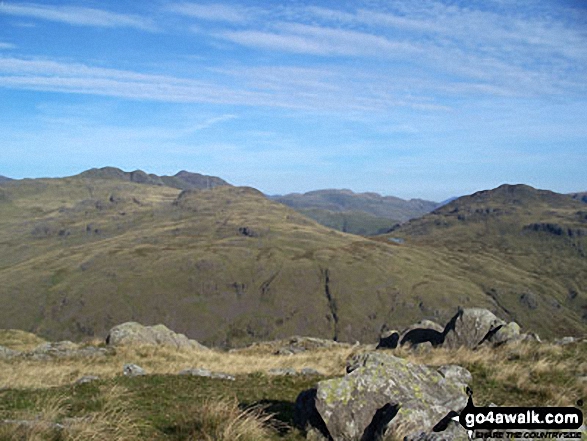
<box><xmin>0</xmin><ymin>0</ymin><xmax>586</xmax><ymax>201</ymax></box>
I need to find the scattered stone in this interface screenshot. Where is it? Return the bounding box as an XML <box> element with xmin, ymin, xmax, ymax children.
<box><xmin>123</xmin><ymin>363</ymin><xmax>146</xmax><ymax>377</ymax></box>
<box><xmin>105</xmin><ymin>322</ymin><xmax>208</xmax><ymax>350</ymax></box>
<box><xmin>275</xmin><ymin>346</ymin><xmax>306</xmax><ymax>356</ymax></box>
<box><xmin>520</xmin><ymin>332</ymin><xmax>541</xmax><ymax>343</ymax></box>
<box><xmin>178</xmin><ymin>367</ymin><xmax>235</xmax><ymax>381</ymax></box>
<box><xmin>0</xmin><ymin>345</ymin><xmax>20</xmax><ymax>359</ymax></box>
<box><xmin>442</xmin><ymin>308</ymin><xmax>505</xmax><ymax>349</ymax></box>
<box><xmin>75</xmin><ymin>375</ymin><xmax>100</xmax><ymax>385</ymax></box>
<box><xmin>299</xmin><ymin>368</ymin><xmax>322</xmax><ymax>376</ymax></box>
<box><xmin>268</xmin><ymin>367</ymin><xmax>297</xmax><ymax>376</ymax></box>
<box><xmin>25</xmin><ymin>341</ymin><xmax>110</xmax><ymax>360</ymax></box>
<box><xmin>554</xmin><ymin>336</ymin><xmax>576</xmax><ymax>345</ymax></box>
<box><xmin>297</xmin><ymin>352</ymin><xmax>470</xmax><ymax>441</ymax></box>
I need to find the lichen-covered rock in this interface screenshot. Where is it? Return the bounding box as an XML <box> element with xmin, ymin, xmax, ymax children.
<box><xmin>486</xmin><ymin>322</ymin><xmax>521</xmax><ymax>346</ymax></box>
<box><xmin>105</xmin><ymin>322</ymin><xmax>207</xmax><ymax>350</ymax></box>
<box><xmin>437</xmin><ymin>365</ymin><xmax>473</xmax><ymax>386</ymax></box>
<box><xmin>442</xmin><ymin>308</ymin><xmax>505</xmax><ymax>349</ymax></box>
<box><xmin>297</xmin><ymin>352</ymin><xmax>470</xmax><ymax>441</ymax></box>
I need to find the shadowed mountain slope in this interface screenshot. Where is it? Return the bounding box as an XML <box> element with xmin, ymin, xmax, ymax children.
<box><xmin>271</xmin><ymin>189</ymin><xmax>437</xmax><ymax>235</ymax></box>
<box><xmin>0</xmin><ymin>175</ymin><xmax>13</xmax><ymax>184</ymax></box>
<box><xmin>381</xmin><ymin>184</ymin><xmax>587</xmax><ymax>334</ymax></box>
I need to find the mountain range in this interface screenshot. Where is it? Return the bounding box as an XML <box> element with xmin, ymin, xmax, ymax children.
<box><xmin>271</xmin><ymin>189</ymin><xmax>438</xmax><ymax>235</ymax></box>
<box><xmin>0</xmin><ymin>168</ymin><xmax>585</xmax><ymax>346</ymax></box>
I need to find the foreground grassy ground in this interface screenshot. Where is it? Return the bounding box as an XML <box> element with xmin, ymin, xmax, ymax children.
<box><xmin>0</xmin><ymin>333</ymin><xmax>585</xmax><ymax>440</ymax></box>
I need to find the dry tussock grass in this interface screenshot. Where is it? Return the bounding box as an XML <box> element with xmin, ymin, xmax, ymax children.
<box><xmin>0</xmin><ymin>385</ymin><xmax>144</xmax><ymax>441</ymax></box>
<box><xmin>173</xmin><ymin>397</ymin><xmax>277</xmax><ymax>441</ymax></box>
<box><xmin>399</xmin><ymin>341</ymin><xmax>587</xmax><ymax>407</ymax></box>
<box><xmin>0</xmin><ymin>344</ymin><xmax>357</xmax><ymax>389</ymax></box>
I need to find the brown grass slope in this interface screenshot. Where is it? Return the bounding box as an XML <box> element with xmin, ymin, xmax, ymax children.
<box><xmin>380</xmin><ymin>184</ymin><xmax>587</xmax><ymax>335</ymax></box>
<box><xmin>0</xmin><ymin>178</ymin><xmax>585</xmax><ymax>346</ymax></box>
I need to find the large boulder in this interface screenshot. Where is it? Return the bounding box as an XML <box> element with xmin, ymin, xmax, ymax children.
<box><xmin>105</xmin><ymin>322</ymin><xmax>208</xmax><ymax>350</ymax></box>
<box><xmin>399</xmin><ymin>320</ymin><xmax>444</xmax><ymax>348</ymax></box>
<box><xmin>442</xmin><ymin>308</ymin><xmax>505</xmax><ymax>349</ymax></box>
<box><xmin>295</xmin><ymin>352</ymin><xmax>470</xmax><ymax>441</ymax></box>
<box><xmin>485</xmin><ymin>321</ymin><xmax>521</xmax><ymax>346</ymax></box>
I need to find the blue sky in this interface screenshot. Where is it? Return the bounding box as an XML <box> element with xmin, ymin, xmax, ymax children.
<box><xmin>0</xmin><ymin>0</ymin><xmax>586</xmax><ymax>200</ymax></box>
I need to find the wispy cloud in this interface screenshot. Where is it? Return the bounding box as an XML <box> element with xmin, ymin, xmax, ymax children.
<box><xmin>0</xmin><ymin>2</ymin><xmax>157</xmax><ymax>31</ymax></box>
<box><xmin>168</xmin><ymin>2</ymin><xmax>252</xmax><ymax>23</ymax></box>
<box><xmin>0</xmin><ymin>42</ymin><xmax>16</xmax><ymax>50</ymax></box>
<box><xmin>0</xmin><ymin>56</ymin><xmax>449</xmax><ymax>112</ymax></box>
<box><xmin>218</xmin><ymin>22</ymin><xmax>421</xmax><ymax>58</ymax></box>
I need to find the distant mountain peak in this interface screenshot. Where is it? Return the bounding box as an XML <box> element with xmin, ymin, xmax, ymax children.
<box><xmin>76</xmin><ymin>167</ymin><xmax>230</xmax><ymax>190</ymax></box>
<box><xmin>0</xmin><ymin>175</ymin><xmax>14</xmax><ymax>184</ymax></box>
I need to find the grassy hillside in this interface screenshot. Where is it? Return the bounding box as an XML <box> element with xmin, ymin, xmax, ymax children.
<box><xmin>380</xmin><ymin>184</ymin><xmax>587</xmax><ymax>334</ymax></box>
<box><xmin>293</xmin><ymin>208</ymin><xmax>399</xmax><ymax>236</ymax></box>
<box><xmin>0</xmin><ymin>176</ymin><xmax>585</xmax><ymax>346</ymax></box>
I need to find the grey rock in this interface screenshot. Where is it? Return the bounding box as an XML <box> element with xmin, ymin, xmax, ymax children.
<box><xmin>520</xmin><ymin>332</ymin><xmax>541</xmax><ymax>343</ymax></box>
<box><xmin>75</xmin><ymin>375</ymin><xmax>100</xmax><ymax>385</ymax></box>
<box><xmin>411</xmin><ymin>341</ymin><xmax>433</xmax><ymax>354</ymax></box>
<box><xmin>554</xmin><ymin>336</ymin><xmax>576</xmax><ymax>345</ymax></box>
<box><xmin>399</xmin><ymin>320</ymin><xmax>445</xmax><ymax>348</ymax></box>
<box><xmin>123</xmin><ymin>363</ymin><xmax>146</xmax><ymax>377</ymax></box>
<box><xmin>300</xmin><ymin>368</ymin><xmax>322</xmax><ymax>376</ymax></box>
<box><xmin>0</xmin><ymin>345</ymin><xmax>20</xmax><ymax>359</ymax></box>
<box><xmin>443</xmin><ymin>308</ymin><xmax>505</xmax><ymax>349</ymax></box>
<box><xmin>486</xmin><ymin>322</ymin><xmax>521</xmax><ymax>346</ymax></box>
<box><xmin>275</xmin><ymin>346</ymin><xmax>306</xmax><ymax>356</ymax></box>
<box><xmin>437</xmin><ymin>365</ymin><xmax>473</xmax><ymax>386</ymax></box>
<box><xmin>25</xmin><ymin>341</ymin><xmax>109</xmax><ymax>359</ymax></box>
<box><xmin>106</xmin><ymin>322</ymin><xmax>208</xmax><ymax>350</ymax></box>
<box><xmin>298</xmin><ymin>352</ymin><xmax>470</xmax><ymax>441</ymax></box>
<box><xmin>178</xmin><ymin>367</ymin><xmax>235</xmax><ymax>381</ymax></box>
<box><xmin>268</xmin><ymin>367</ymin><xmax>297</xmax><ymax>376</ymax></box>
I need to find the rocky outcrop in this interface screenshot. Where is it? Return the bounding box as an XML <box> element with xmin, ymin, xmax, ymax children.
<box><xmin>234</xmin><ymin>335</ymin><xmax>351</xmax><ymax>355</ymax></box>
<box><xmin>377</xmin><ymin>309</ymin><xmax>530</xmax><ymax>350</ymax></box>
<box><xmin>399</xmin><ymin>320</ymin><xmax>444</xmax><ymax>348</ymax></box>
<box><xmin>442</xmin><ymin>308</ymin><xmax>506</xmax><ymax>349</ymax></box>
<box><xmin>295</xmin><ymin>352</ymin><xmax>470</xmax><ymax>441</ymax></box>
<box><xmin>105</xmin><ymin>322</ymin><xmax>208</xmax><ymax>350</ymax></box>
